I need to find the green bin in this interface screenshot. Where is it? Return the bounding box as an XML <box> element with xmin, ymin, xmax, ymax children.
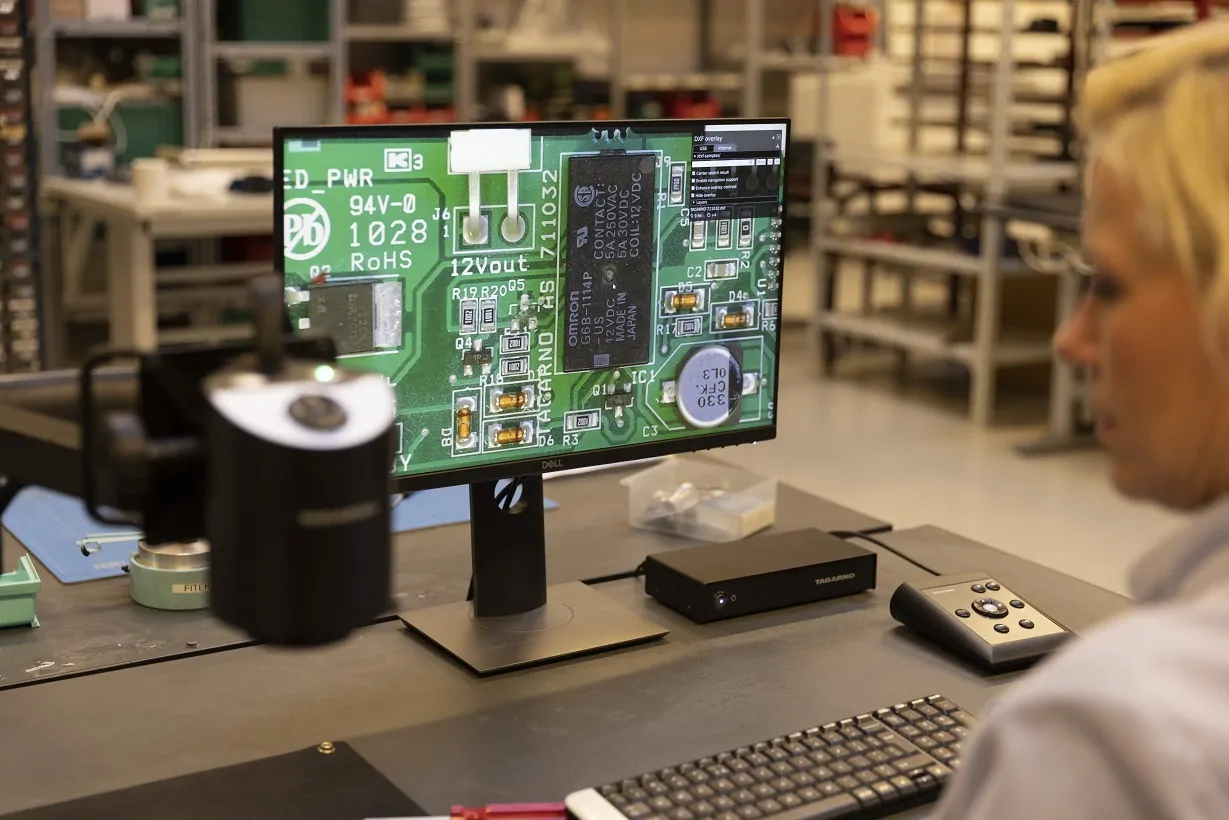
<box><xmin>228</xmin><ymin>0</ymin><xmax>330</xmax><ymax>42</ymax></box>
<box><xmin>58</xmin><ymin>99</ymin><xmax>183</xmax><ymax>167</ymax></box>
<box><xmin>0</xmin><ymin>555</ymin><xmax>41</xmax><ymax>629</ymax></box>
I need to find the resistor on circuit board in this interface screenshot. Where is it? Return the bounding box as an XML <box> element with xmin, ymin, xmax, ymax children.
<box><xmin>455</xmin><ymin>405</ymin><xmax>472</xmax><ymax>440</ymax></box>
<box><xmin>496</xmin><ymin>427</ymin><xmax>525</xmax><ymax>445</ymax></box>
<box><xmin>497</xmin><ymin>391</ymin><xmax>526</xmax><ymax>411</ymax></box>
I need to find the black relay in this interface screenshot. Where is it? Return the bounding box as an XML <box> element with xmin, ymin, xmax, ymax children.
<box><xmin>563</xmin><ymin>152</ymin><xmax>658</xmax><ymax>372</ymax></box>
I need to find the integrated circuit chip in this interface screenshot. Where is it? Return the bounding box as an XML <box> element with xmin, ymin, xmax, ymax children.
<box><xmin>564</xmin><ymin>152</ymin><xmax>657</xmax><ymax>372</ymax></box>
<box><xmin>307</xmin><ymin>280</ymin><xmax>403</xmax><ymax>355</ymax></box>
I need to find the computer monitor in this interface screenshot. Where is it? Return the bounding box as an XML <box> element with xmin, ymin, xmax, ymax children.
<box><xmin>276</xmin><ymin>119</ymin><xmax>790</xmax><ymax>673</ymax></box>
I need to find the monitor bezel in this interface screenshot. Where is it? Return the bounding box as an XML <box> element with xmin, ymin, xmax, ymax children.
<box><xmin>275</xmin><ymin>117</ymin><xmax>792</xmax><ymax>492</ymax></box>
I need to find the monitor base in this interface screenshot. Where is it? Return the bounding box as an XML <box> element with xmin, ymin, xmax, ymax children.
<box><xmin>399</xmin><ymin>581</ymin><xmax>668</xmax><ymax>676</ymax></box>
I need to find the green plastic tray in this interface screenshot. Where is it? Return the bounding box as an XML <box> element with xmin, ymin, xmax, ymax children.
<box><xmin>0</xmin><ymin>554</ymin><xmax>41</xmax><ymax>628</ymax></box>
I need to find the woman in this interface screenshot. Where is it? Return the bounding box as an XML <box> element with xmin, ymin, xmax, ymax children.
<box><xmin>932</xmin><ymin>21</ymin><xmax>1229</xmax><ymax>819</ymax></box>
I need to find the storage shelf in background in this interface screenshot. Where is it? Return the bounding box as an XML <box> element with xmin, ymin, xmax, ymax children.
<box><xmin>344</xmin><ymin>25</ymin><xmax>453</xmax><ymax>43</ymax></box>
<box><xmin>625</xmin><ymin>72</ymin><xmax>743</xmax><ymax>92</ymax></box>
<box><xmin>214</xmin><ymin>127</ymin><xmax>273</xmax><ymax>145</ymax></box>
<box><xmin>52</xmin><ymin>19</ymin><xmax>182</xmax><ymax>38</ymax></box>
<box><xmin>819</xmin><ymin>311</ymin><xmax>1052</xmax><ymax>368</ymax></box>
<box><xmin>831</xmin><ymin>151</ymin><xmax>1079</xmax><ymax>185</ymax></box>
<box><xmin>213</xmin><ymin>42</ymin><xmax>332</xmax><ymax>60</ymax></box>
<box><xmin>817</xmin><ymin>236</ymin><xmax>1031</xmax><ymax>276</ymax></box>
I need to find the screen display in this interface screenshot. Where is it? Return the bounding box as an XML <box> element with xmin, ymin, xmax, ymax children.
<box><xmin>278</xmin><ymin>120</ymin><xmax>788</xmax><ymax>485</ymax></box>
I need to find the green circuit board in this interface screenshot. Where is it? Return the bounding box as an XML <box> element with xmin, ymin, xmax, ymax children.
<box><xmin>279</xmin><ymin>121</ymin><xmax>787</xmax><ymax>481</ymax></box>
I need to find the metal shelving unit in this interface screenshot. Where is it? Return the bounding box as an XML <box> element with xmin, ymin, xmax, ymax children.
<box><xmin>34</xmin><ymin>1</ymin><xmax>201</xmax><ymax>177</ymax></box>
<box><xmin>802</xmin><ymin>0</ymin><xmax>1094</xmax><ymax>426</ymax></box>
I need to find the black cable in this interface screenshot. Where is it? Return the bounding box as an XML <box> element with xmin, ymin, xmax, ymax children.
<box><xmin>581</xmin><ymin>561</ymin><xmax>647</xmax><ymax>586</ymax></box>
<box><xmin>846</xmin><ymin>532</ymin><xmax>941</xmax><ymax>577</ymax></box>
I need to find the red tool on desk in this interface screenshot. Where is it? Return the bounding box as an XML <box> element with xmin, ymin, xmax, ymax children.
<box><xmin>452</xmin><ymin>803</ymin><xmax>568</xmax><ymax>820</ymax></box>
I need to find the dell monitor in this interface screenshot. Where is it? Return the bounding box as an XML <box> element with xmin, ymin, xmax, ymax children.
<box><xmin>276</xmin><ymin>118</ymin><xmax>790</xmax><ymax>673</ymax></box>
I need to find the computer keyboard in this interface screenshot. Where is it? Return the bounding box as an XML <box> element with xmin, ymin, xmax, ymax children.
<box><xmin>565</xmin><ymin>695</ymin><xmax>977</xmax><ymax>820</ymax></box>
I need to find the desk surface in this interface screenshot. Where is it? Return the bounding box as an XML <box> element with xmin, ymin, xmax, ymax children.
<box><xmin>0</xmin><ymin>465</ymin><xmax>889</xmax><ymax>689</ymax></box>
<box><xmin>0</xmin><ymin>471</ymin><xmax>1126</xmax><ymax>817</ymax></box>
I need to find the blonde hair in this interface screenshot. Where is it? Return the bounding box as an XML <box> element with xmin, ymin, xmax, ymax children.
<box><xmin>1079</xmin><ymin>21</ymin><xmax>1229</xmax><ymax>355</ymax></box>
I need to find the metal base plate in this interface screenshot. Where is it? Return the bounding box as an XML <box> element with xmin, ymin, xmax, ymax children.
<box><xmin>399</xmin><ymin>581</ymin><xmax>668</xmax><ymax>676</ymax></box>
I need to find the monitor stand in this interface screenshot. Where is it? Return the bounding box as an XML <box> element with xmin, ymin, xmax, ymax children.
<box><xmin>398</xmin><ymin>476</ymin><xmax>668</xmax><ymax>676</ymax></box>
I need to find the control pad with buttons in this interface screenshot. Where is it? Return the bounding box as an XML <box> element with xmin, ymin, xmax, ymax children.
<box><xmin>889</xmin><ymin>572</ymin><xmax>1073</xmax><ymax>672</ymax></box>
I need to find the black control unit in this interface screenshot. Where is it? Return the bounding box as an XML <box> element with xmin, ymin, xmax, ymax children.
<box><xmin>644</xmin><ymin>528</ymin><xmax>877</xmax><ymax>623</ymax></box>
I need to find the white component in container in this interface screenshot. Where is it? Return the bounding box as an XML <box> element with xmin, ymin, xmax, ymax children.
<box><xmin>236</xmin><ymin>62</ymin><xmax>329</xmax><ymax>133</ymax></box>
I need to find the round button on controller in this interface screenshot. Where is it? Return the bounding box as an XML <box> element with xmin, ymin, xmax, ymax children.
<box><xmin>289</xmin><ymin>394</ymin><xmax>347</xmax><ymax>431</ymax></box>
<box><xmin>971</xmin><ymin>584</ymin><xmax>986</xmax><ymax>593</ymax></box>
<box><xmin>986</xmin><ymin>581</ymin><xmax>1001</xmax><ymax>591</ymax></box>
<box><xmin>971</xmin><ymin>598</ymin><xmax>1009</xmax><ymax>619</ymax></box>
<box><xmin>1020</xmin><ymin>619</ymin><xmax>1035</xmax><ymax>629</ymax></box>
<box><xmin>955</xmin><ymin>608</ymin><xmax>970</xmax><ymax>618</ymax></box>
<box><xmin>994</xmin><ymin>624</ymin><xmax>1010</xmax><ymax>634</ymax></box>
<box><xmin>1010</xmin><ymin>599</ymin><xmax>1025</xmax><ymax>609</ymax></box>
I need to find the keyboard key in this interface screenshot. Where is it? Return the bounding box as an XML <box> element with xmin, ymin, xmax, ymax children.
<box><xmin>713</xmin><ymin>797</ymin><xmax>736</xmax><ymax>812</ymax></box>
<box><xmin>777</xmin><ymin>793</ymin><xmax>802</xmax><ymax>809</ymax></box>
<box><xmin>913</xmin><ymin>736</ymin><xmax>939</xmax><ymax>751</ymax></box>
<box><xmin>667</xmin><ymin>776</ymin><xmax>691</xmax><ymax>790</ymax></box>
<box><xmin>871</xmin><ymin>781</ymin><xmax>898</xmax><ymax>801</ymax></box>
<box><xmin>647</xmin><ymin>781</ymin><xmax>670</xmax><ymax>796</ymax></box>
<box><xmin>735</xmin><ymin>806</ymin><xmax>761</xmax><ymax>820</ymax></box>
<box><xmin>950</xmin><ymin>726</ymin><xmax>969</xmax><ymax>739</ymax></box>
<box><xmin>670</xmin><ymin>791</ymin><xmax>693</xmax><ymax>805</ymax></box>
<box><xmin>927</xmin><ymin>764</ymin><xmax>953</xmax><ymax>784</ymax></box>
<box><xmin>807</xmin><ymin>750</ymin><xmax>831</xmax><ymax>766</ymax></box>
<box><xmin>601</xmin><ymin>785</ymin><xmax>620</xmax><ymax>797</ymax></box>
<box><xmin>950</xmin><ymin>711</ymin><xmax>978</xmax><ymax>728</ymax></box>
<box><xmin>770</xmin><ymin>762</ymin><xmax>794</xmax><ymax>776</ymax></box>
<box><xmin>687</xmin><ymin>771</ymin><xmax>711</xmax><ymax>784</ymax></box>
<box><xmin>848</xmin><ymin>755</ymin><xmax>871</xmax><ymax>770</ymax></box>
<box><xmin>668</xmin><ymin>810</ymin><xmax>694</xmax><ymax>820</ymax></box>
<box><xmin>856</xmin><ymin>770</ymin><xmax>878</xmax><ymax>785</ymax></box>
<box><xmin>890</xmin><ymin>775</ymin><xmax>918</xmax><ymax>798</ymax></box>
<box><xmin>728</xmin><ymin>760</ymin><xmax>751</xmax><ymax>773</ymax></box>
<box><xmin>866</xmin><ymin>751</ymin><xmax>891</xmax><ymax>766</ymax></box>
<box><xmin>755</xmin><ymin>799</ymin><xmax>782</xmax><ymax>815</ymax></box>
<box><xmin>783</xmin><ymin>742</ymin><xmax>808</xmax><ymax>756</ymax></box>
<box><xmin>745</xmin><ymin>754</ymin><xmax>770</xmax><ymax>768</ymax></box>
<box><xmin>836</xmin><ymin>775</ymin><xmax>860</xmax><ymax>791</ymax></box>
<box><xmin>610</xmin><ymin>795</ymin><xmax>630</xmax><ymax>807</ymax></box>
<box><xmin>705</xmin><ymin>765</ymin><xmax>732</xmax><ymax>778</ymax></box>
<box><xmin>817</xmin><ymin>782</ymin><xmax>843</xmax><ymax>798</ymax></box>
<box><xmin>789</xmin><ymin>772</ymin><xmax>815</xmax><ymax>788</ymax></box>
<box><xmin>802</xmin><ymin>738</ymin><xmax>827</xmax><ymax>751</ymax></box>
<box><xmin>731</xmin><ymin>774</ymin><xmax>755</xmax><ymax>788</ymax></box>
<box><xmin>828</xmin><ymin>746</ymin><xmax>851</xmax><ymax>760</ymax></box>
<box><xmin>650</xmin><ymin>797</ymin><xmax>674</xmax><ymax>812</ymax></box>
<box><xmin>750</xmin><ymin>768</ymin><xmax>775</xmax><ymax>782</ymax></box>
<box><xmin>929</xmin><ymin>698</ymin><xmax>959</xmax><ymax>713</ymax></box>
<box><xmin>731</xmin><ymin>790</ymin><xmax>757</xmax><ymax>806</ymax></box>
<box><xmin>692</xmin><ymin>785</ymin><xmax>716</xmax><ymax>800</ymax></box>
<box><xmin>829</xmin><ymin>761</ymin><xmax>854</xmax><ymax>776</ymax></box>
<box><xmin>839</xmin><ymin>727</ymin><xmax>863</xmax><ymax>741</ymax></box>
<box><xmin>625</xmin><ymin>804</ymin><xmax>652</xmax><ymax>818</ymax></box>
<box><xmin>873</xmin><ymin>765</ymin><xmax>897</xmax><ymax>780</ymax></box>
<box><xmin>879</xmin><ymin>713</ymin><xmax>906</xmax><ymax>728</ymax></box>
<box><xmin>770</xmin><ymin>778</ymin><xmax>794</xmax><ymax>794</ymax></box>
<box><xmin>915</xmin><ymin>704</ymin><xmax>941</xmax><ymax>718</ymax></box>
<box><xmin>846</xmin><ymin>740</ymin><xmax>869</xmax><ymax>755</ymax></box>
<box><xmin>897</xmin><ymin>725</ymin><xmax>922</xmax><ymax>739</ymax></box>
<box><xmin>749</xmin><ymin>784</ymin><xmax>775</xmax><ymax>799</ymax></box>
<box><xmin>716</xmin><ymin>813</ymin><xmax>740</xmax><ymax>820</ymax></box>
<box><xmin>626</xmin><ymin>788</ymin><xmax>649</xmax><ymax>801</ymax></box>
<box><xmin>852</xmin><ymin>786</ymin><xmax>879</xmax><ymax>807</ymax></box>
<box><xmin>711</xmin><ymin>779</ymin><xmax>736</xmax><ymax>794</ymax></box>
<box><xmin>934</xmin><ymin>731</ymin><xmax>957</xmax><ymax>745</ymax></box>
<box><xmin>916</xmin><ymin>720</ymin><xmax>939</xmax><ymax>734</ymax></box>
<box><xmin>795</xmin><ymin>787</ymin><xmax>821</xmax><ymax>803</ymax></box>
<box><xmin>810</xmin><ymin>767</ymin><xmax>833</xmax><ymax>782</ymax></box>
<box><xmin>819</xmin><ymin>732</ymin><xmax>844</xmax><ymax>746</ymax></box>
<box><xmin>933</xmin><ymin>715</ymin><xmax>958</xmax><ymax>730</ymax></box>
<box><xmin>898</xmin><ymin>709</ymin><xmax>924</xmax><ymax>722</ymax></box>
<box><xmin>932</xmin><ymin>748</ymin><xmax>956</xmax><ymax>764</ymax></box>
<box><xmin>764</xmin><ymin>748</ymin><xmax>790</xmax><ymax>762</ymax></box>
<box><xmin>692</xmin><ymin>802</ymin><xmax>715</xmax><ymax>817</ymax></box>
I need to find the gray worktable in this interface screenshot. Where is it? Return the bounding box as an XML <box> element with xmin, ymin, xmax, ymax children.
<box><xmin>0</xmin><ymin>471</ymin><xmax>1127</xmax><ymax>816</ymax></box>
<box><xmin>0</xmin><ymin>465</ymin><xmax>890</xmax><ymax>689</ymax></box>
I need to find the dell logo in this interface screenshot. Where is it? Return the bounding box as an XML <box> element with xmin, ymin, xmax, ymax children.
<box><xmin>542</xmin><ymin>459</ymin><xmax>565</xmax><ymax>470</ymax></box>
<box><xmin>815</xmin><ymin>572</ymin><xmax>857</xmax><ymax>585</ymax></box>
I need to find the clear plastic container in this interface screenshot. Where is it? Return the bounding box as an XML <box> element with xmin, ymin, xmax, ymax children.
<box><xmin>623</xmin><ymin>457</ymin><xmax>777</xmax><ymax>543</ymax></box>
